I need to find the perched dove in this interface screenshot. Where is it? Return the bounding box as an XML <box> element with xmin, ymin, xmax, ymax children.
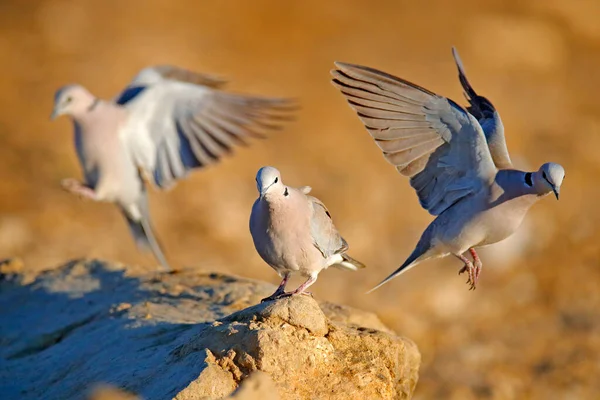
<box><xmin>52</xmin><ymin>65</ymin><xmax>294</xmax><ymax>271</ymax></box>
<box><xmin>331</xmin><ymin>48</ymin><xmax>565</xmax><ymax>291</ymax></box>
<box><xmin>249</xmin><ymin>166</ymin><xmax>365</xmax><ymax>301</ymax></box>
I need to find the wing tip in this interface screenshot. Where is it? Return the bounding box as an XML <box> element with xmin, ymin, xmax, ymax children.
<box><xmin>451</xmin><ymin>46</ymin><xmax>459</xmax><ymax>59</ymax></box>
<box><xmin>451</xmin><ymin>46</ymin><xmax>466</xmax><ymax>75</ymax></box>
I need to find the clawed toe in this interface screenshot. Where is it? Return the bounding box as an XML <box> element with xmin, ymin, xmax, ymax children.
<box><xmin>61</xmin><ymin>179</ymin><xmax>96</xmax><ymax>200</ymax></box>
<box><xmin>261</xmin><ymin>275</ymin><xmax>317</xmax><ymax>302</ymax></box>
<box><xmin>458</xmin><ymin>262</ymin><xmax>478</xmax><ymax>290</ymax></box>
<box><xmin>261</xmin><ymin>291</ymin><xmax>292</xmax><ymax>303</ymax></box>
<box><xmin>469</xmin><ymin>263</ymin><xmax>483</xmax><ymax>290</ymax></box>
<box><xmin>260</xmin><ymin>290</ymin><xmax>313</xmax><ymax>303</ymax></box>
<box><xmin>61</xmin><ymin>178</ymin><xmax>79</xmax><ymax>191</ymax></box>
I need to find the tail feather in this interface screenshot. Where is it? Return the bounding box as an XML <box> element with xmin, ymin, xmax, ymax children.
<box><xmin>335</xmin><ymin>253</ymin><xmax>366</xmax><ymax>271</ymax></box>
<box><xmin>139</xmin><ymin>217</ymin><xmax>172</xmax><ymax>272</ymax></box>
<box><xmin>366</xmin><ymin>246</ymin><xmax>429</xmax><ymax>294</ymax></box>
<box><xmin>123</xmin><ymin>192</ymin><xmax>172</xmax><ymax>272</ymax></box>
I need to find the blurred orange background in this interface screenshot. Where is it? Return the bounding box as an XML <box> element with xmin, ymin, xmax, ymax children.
<box><xmin>1</xmin><ymin>0</ymin><xmax>600</xmax><ymax>398</ymax></box>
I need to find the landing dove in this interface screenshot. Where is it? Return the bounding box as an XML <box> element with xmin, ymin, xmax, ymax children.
<box><xmin>249</xmin><ymin>166</ymin><xmax>365</xmax><ymax>301</ymax></box>
<box><xmin>331</xmin><ymin>48</ymin><xmax>565</xmax><ymax>291</ymax></box>
<box><xmin>52</xmin><ymin>65</ymin><xmax>294</xmax><ymax>271</ymax></box>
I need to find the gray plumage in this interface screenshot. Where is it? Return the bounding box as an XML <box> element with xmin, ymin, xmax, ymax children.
<box><xmin>249</xmin><ymin>166</ymin><xmax>365</xmax><ymax>301</ymax></box>
<box><xmin>52</xmin><ymin>66</ymin><xmax>295</xmax><ymax>271</ymax></box>
<box><xmin>451</xmin><ymin>48</ymin><xmax>512</xmax><ymax>169</ymax></box>
<box><xmin>331</xmin><ymin>47</ymin><xmax>565</xmax><ymax>291</ymax></box>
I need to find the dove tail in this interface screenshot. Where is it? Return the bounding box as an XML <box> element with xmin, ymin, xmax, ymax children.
<box><xmin>337</xmin><ymin>253</ymin><xmax>366</xmax><ymax>271</ymax></box>
<box><xmin>366</xmin><ymin>244</ymin><xmax>431</xmax><ymax>294</ymax></box>
<box><xmin>123</xmin><ymin>193</ymin><xmax>172</xmax><ymax>272</ymax></box>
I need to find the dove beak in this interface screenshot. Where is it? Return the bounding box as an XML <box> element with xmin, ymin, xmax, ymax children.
<box><xmin>50</xmin><ymin>108</ymin><xmax>60</xmax><ymax>121</ymax></box>
<box><xmin>260</xmin><ymin>183</ymin><xmax>276</xmax><ymax>199</ymax></box>
<box><xmin>553</xmin><ymin>186</ymin><xmax>560</xmax><ymax>200</ymax></box>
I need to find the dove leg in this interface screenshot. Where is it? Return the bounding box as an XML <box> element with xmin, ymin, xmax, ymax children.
<box><xmin>261</xmin><ymin>272</ymin><xmax>291</xmax><ymax>302</ymax></box>
<box><xmin>469</xmin><ymin>248</ymin><xmax>483</xmax><ymax>284</ymax></box>
<box><xmin>456</xmin><ymin>253</ymin><xmax>477</xmax><ymax>290</ymax></box>
<box><xmin>61</xmin><ymin>178</ymin><xmax>97</xmax><ymax>200</ymax></box>
<box><xmin>289</xmin><ymin>274</ymin><xmax>317</xmax><ymax>296</ymax></box>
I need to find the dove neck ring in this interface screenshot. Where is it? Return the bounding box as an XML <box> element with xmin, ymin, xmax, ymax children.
<box><xmin>524</xmin><ymin>172</ymin><xmax>533</xmax><ymax>187</ymax></box>
<box><xmin>87</xmin><ymin>98</ymin><xmax>100</xmax><ymax>112</ymax></box>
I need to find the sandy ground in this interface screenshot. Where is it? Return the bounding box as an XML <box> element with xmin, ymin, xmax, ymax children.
<box><xmin>1</xmin><ymin>1</ymin><xmax>600</xmax><ymax>398</ymax></box>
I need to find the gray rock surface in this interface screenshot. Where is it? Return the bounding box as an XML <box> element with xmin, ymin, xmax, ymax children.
<box><xmin>0</xmin><ymin>259</ymin><xmax>420</xmax><ymax>399</ymax></box>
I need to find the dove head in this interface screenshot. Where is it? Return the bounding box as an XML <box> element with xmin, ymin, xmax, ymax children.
<box><xmin>51</xmin><ymin>84</ymin><xmax>96</xmax><ymax>120</ymax></box>
<box><xmin>534</xmin><ymin>162</ymin><xmax>565</xmax><ymax>200</ymax></box>
<box><xmin>256</xmin><ymin>166</ymin><xmax>283</xmax><ymax>198</ymax></box>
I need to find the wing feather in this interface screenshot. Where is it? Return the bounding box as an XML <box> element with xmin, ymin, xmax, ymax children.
<box><xmin>307</xmin><ymin>195</ymin><xmax>347</xmax><ymax>258</ymax></box>
<box><xmin>332</xmin><ymin>62</ymin><xmax>497</xmax><ymax>216</ymax></box>
<box><xmin>374</xmin><ymin>133</ymin><xmax>441</xmax><ymax>153</ymax></box>
<box><xmin>451</xmin><ymin>48</ymin><xmax>512</xmax><ymax>169</ymax></box>
<box><xmin>117</xmin><ymin>66</ymin><xmax>296</xmax><ymax>189</ymax></box>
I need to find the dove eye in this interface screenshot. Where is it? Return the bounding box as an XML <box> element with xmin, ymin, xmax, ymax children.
<box><xmin>274</xmin><ymin>177</ymin><xmax>278</xmax><ymax>184</ymax></box>
<box><xmin>542</xmin><ymin>171</ymin><xmax>552</xmax><ymax>186</ymax></box>
<box><xmin>65</xmin><ymin>96</ymin><xmax>73</xmax><ymax>104</ymax></box>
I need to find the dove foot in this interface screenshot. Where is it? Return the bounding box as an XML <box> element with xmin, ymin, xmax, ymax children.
<box><xmin>469</xmin><ymin>248</ymin><xmax>483</xmax><ymax>284</ymax></box>
<box><xmin>261</xmin><ymin>275</ymin><xmax>317</xmax><ymax>302</ymax></box>
<box><xmin>288</xmin><ymin>275</ymin><xmax>317</xmax><ymax>296</ymax></box>
<box><xmin>61</xmin><ymin>178</ymin><xmax>97</xmax><ymax>200</ymax></box>
<box><xmin>261</xmin><ymin>273</ymin><xmax>291</xmax><ymax>302</ymax></box>
<box><xmin>260</xmin><ymin>290</ymin><xmax>313</xmax><ymax>303</ymax></box>
<box><xmin>458</xmin><ymin>262</ymin><xmax>477</xmax><ymax>290</ymax></box>
<box><xmin>457</xmin><ymin>253</ymin><xmax>478</xmax><ymax>290</ymax></box>
<box><xmin>260</xmin><ymin>293</ymin><xmax>286</xmax><ymax>303</ymax></box>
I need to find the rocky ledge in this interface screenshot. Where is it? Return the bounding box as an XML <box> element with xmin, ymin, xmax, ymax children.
<box><xmin>0</xmin><ymin>259</ymin><xmax>420</xmax><ymax>399</ymax></box>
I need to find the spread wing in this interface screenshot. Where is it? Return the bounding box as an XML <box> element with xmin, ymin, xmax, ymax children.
<box><xmin>307</xmin><ymin>195</ymin><xmax>348</xmax><ymax>258</ymax></box>
<box><xmin>331</xmin><ymin>62</ymin><xmax>497</xmax><ymax>216</ymax></box>
<box><xmin>452</xmin><ymin>47</ymin><xmax>512</xmax><ymax>169</ymax></box>
<box><xmin>115</xmin><ymin>65</ymin><xmax>296</xmax><ymax>189</ymax></box>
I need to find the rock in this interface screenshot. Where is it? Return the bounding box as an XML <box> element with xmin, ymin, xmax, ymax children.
<box><xmin>226</xmin><ymin>372</ymin><xmax>279</xmax><ymax>400</ymax></box>
<box><xmin>0</xmin><ymin>257</ymin><xmax>26</xmax><ymax>283</ymax></box>
<box><xmin>0</xmin><ymin>259</ymin><xmax>420</xmax><ymax>399</ymax></box>
<box><xmin>86</xmin><ymin>385</ymin><xmax>140</xmax><ymax>400</ymax></box>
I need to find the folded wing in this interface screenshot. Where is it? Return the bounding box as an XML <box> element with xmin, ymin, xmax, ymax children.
<box><xmin>116</xmin><ymin>65</ymin><xmax>296</xmax><ymax>189</ymax></box>
<box><xmin>331</xmin><ymin>62</ymin><xmax>496</xmax><ymax>216</ymax></box>
<box><xmin>307</xmin><ymin>195</ymin><xmax>348</xmax><ymax>258</ymax></box>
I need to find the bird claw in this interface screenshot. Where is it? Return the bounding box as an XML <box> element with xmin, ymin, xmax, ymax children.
<box><xmin>260</xmin><ymin>290</ymin><xmax>313</xmax><ymax>303</ymax></box>
<box><xmin>61</xmin><ymin>178</ymin><xmax>80</xmax><ymax>191</ymax></box>
<box><xmin>261</xmin><ymin>292</ymin><xmax>291</xmax><ymax>303</ymax></box>
<box><xmin>459</xmin><ymin>262</ymin><xmax>479</xmax><ymax>290</ymax></box>
<box><xmin>61</xmin><ymin>178</ymin><xmax>96</xmax><ymax>200</ymax></box>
